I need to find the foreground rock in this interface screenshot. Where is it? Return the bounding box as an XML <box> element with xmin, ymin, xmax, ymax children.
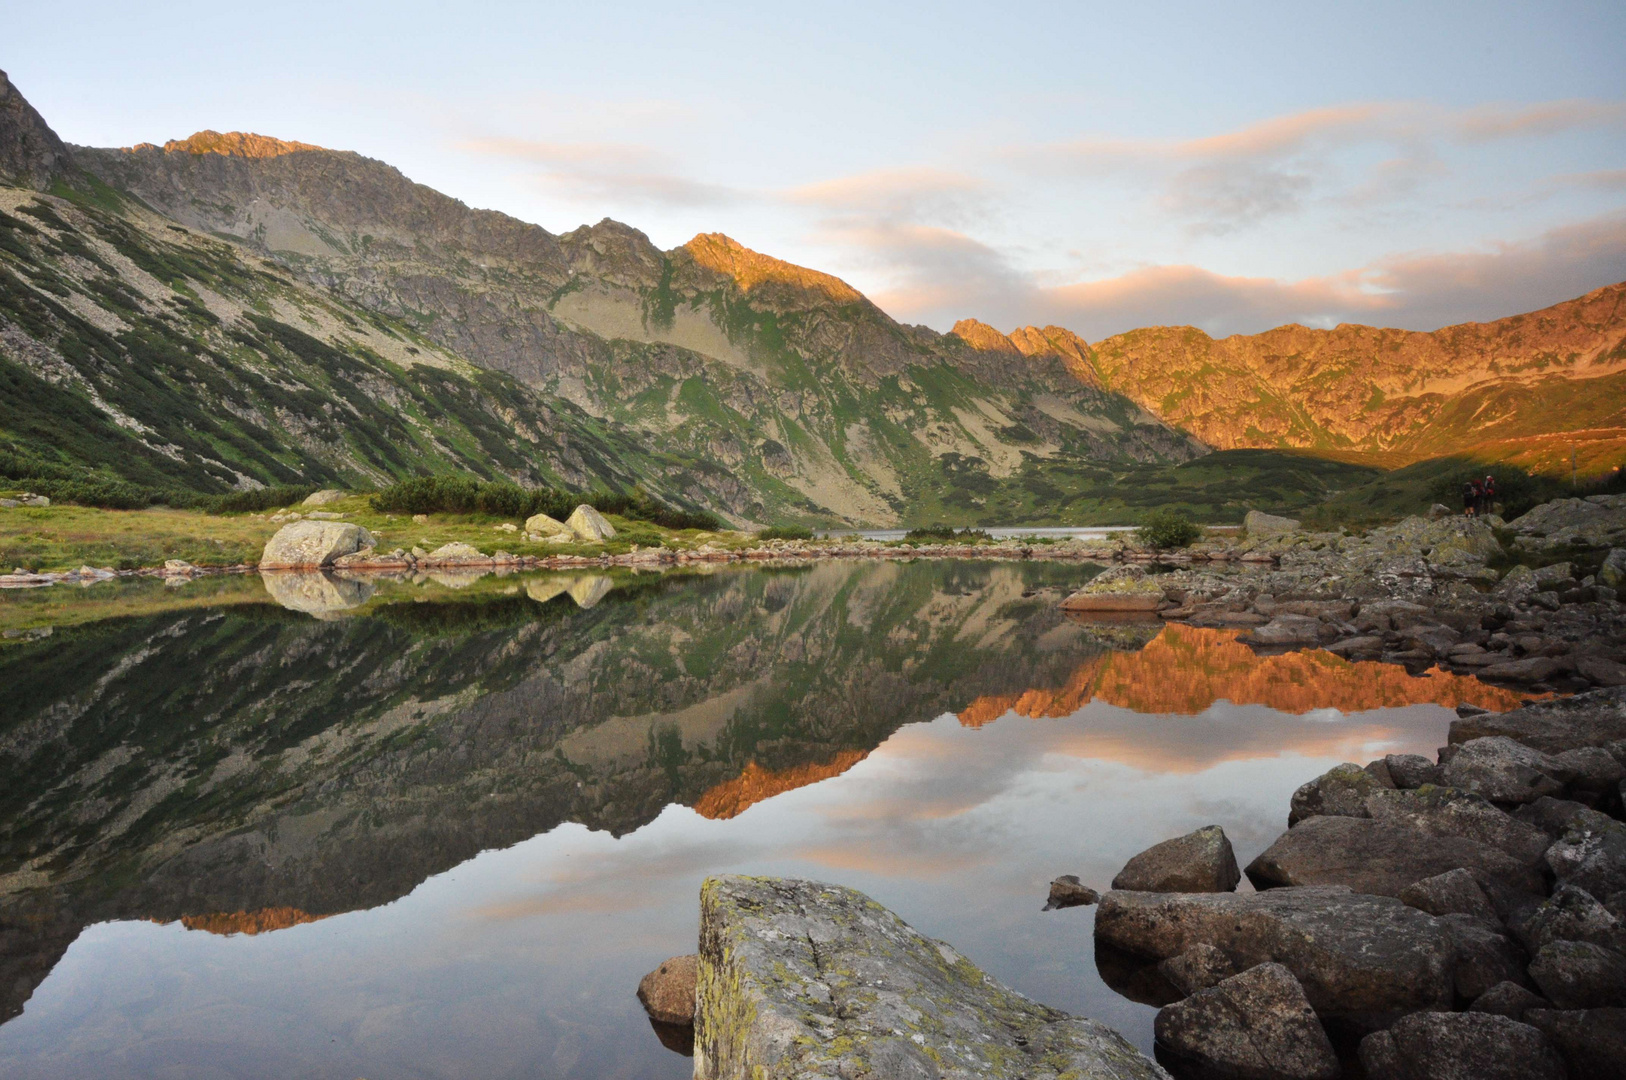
<box><xmin>259</xmin><ymin>520</ymin><xmax>376</xmax><ymax>568</ymax></box>
<box><xmin>1153</xmin><ymin>963</ymin><xmax>1337</xmax><ymax>1080</ymax></box>
<box><xmin>1450</xmin><ymin>686</ymin><xmax>1626</xmax><ymax>754</ymax></box>
<box><xmin>1358</xmin><ymin>1011</ymin><xmax>1566</xmax><ymax>1080</ymax></box>
<box><xmin>1112</xmin><ymin>825</ymin><xmax>1240</xmax><ymax>893</ymax></box>
<box><xmin>696</xmin><ymin>875</ymin><xmax>1167</xmax><ymax>1079</ymax></box>
<box><xmin>566</xmin><ymin>504</ymin><xmax>616</xmax><ymax>542</ymax></box>
<box><xmin>1526</xmin><ymin>1007</ymin><xmax>1626</xmax><ymax>1077</ymax></box>
<box><xmin>1094</xmin><ymin>886</ymin><xmax>1454</xmax><ymax>1023</ymax></box>
<box><xmin>523</xmin><ymin>511</ymin><xmax>572</xmax><ymax>539</ymax></box>
<box><xmin>637</xmin><ymin>954</ymin><xmax>697</xmax><ymax>1025</ymax></box>
<box><xmin>1062</xmin><ymin>565</ymin><xmax>1165</xmax><ymax>612</ymax></box>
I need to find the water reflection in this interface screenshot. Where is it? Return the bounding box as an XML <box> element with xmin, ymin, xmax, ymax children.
<box><xmin>0</xmin><ymin>561</ymin><xmax>1519</xmax><ymax>1079</ymax></box>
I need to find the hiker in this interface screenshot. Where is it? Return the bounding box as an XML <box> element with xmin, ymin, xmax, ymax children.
<box><xmin>1463</xmin><ymin>479</ymin><xmax>1479</xmax><ymax>516</ymax></box>
<box><xmin>1480</xmin><ymin>474</ymin><xmax>1497</xmax><ymax>516</ymax></box>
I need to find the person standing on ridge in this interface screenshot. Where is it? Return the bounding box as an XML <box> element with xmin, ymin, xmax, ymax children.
<box><xmin>1463</xmin><ymin>479</ymin><xmax>1479</xmax><ymax>516</ymax></box>
<box><xmin>1480</xmin><ymin>475</ymin><xmax>1497</xmax><ymax>516</ymax></box>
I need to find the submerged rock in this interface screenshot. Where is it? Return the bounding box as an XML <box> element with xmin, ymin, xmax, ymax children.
<box><xmin>1357</xmin><ymin>1011</ymin><xmax>1565</xmax><ymax>1080</ymax></box>
<box><xmin>637</xmin><ymin>954</ymin><xmax>697</xmax><ymax>1026</ymax></box>
<box><xmin>1112</xmin><ymin>825</ymin><xmax>1240</xmax><ymax>893</ymax></box>
<box><xmin>695</xmin><ymin>875</ymin><xmax>1166</xmax><ymax>1080</ymax></box>
<box><xmin>1044</xmin><ymin>875</ymin><xmax>1100</xmax><ymax>910</ymax></box>
<box><xmin>1153</xmin><ymin>963</ymin><xmax>1337</xmax><ymax>1080</ymax></box>
<box><xmin>1094</xmin><ymin>886</ymin><xmax>1454</xmax><ymax>1022</ymax></box>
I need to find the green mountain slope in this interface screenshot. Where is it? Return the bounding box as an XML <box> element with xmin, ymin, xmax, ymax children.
<box><xmin>71</xmin><ymin>128</ymin><xmax>1200</xmax><ymax>524</ymax></box>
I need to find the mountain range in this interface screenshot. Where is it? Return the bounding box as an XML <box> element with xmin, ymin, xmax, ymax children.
<box><xmin>2</xmin><ymin>68</ymin><xmax>1623</xmax><ymax>524</ymax></box>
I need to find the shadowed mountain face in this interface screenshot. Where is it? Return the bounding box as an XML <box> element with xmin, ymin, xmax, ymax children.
<box><xmin>0</xmin><ymin>560</ymin><xmax>1113</xmax><ymax>1024</ymax></box>
<box><xmin>66</xmin><ymin>130</ymin><xmax>1198</xmax><ymax>524</ymax></box>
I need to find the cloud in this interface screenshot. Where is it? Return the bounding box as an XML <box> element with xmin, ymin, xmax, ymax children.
<box><xmin>870</xmin><ymin>212</ymin><xmax>1626</xmax><ymax>340</ymax></box>
<box><xmin>788</xmin><ymin>167</ymin><xmax>993</xmax><ymax>227</ymax></box>
<box><xmin>460</xmin><ymin>136</ymin><xmax>742</xmax><ymax>209</ymax></box>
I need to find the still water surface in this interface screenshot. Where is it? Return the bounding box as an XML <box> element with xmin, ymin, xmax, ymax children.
<box><xmin>0</xmin><ymin>561</ymin><xmax>1519</xmax><ymax>1079</ymax></box>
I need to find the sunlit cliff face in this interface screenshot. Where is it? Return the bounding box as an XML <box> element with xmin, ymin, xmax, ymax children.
<box><xmin>693</xmin><ymin>750</ymin><xmax>872</xmax><ymax>820</ymax></box>
<box><xmin>958</xmin><ymin>623</ymin><xmax>1530</xmax><ymax>726</ymax></box>
<box><xmin>168</xmin><ymin>908</ymin><xmax>331</xmax><ymax>936</ymax></box>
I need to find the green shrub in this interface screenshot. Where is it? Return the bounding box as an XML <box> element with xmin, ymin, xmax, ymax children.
<box><xmin>207</xmin><ymin>485</ymin><xmax>320</xmax><ymax>514</ymax></box>
<box><xmin>1136</xmin><ymin>508</ymin><xmax>1202</xmax><ymax>549</ymax></box>
<box><xmin>903</xmin><ymin>524</ymin><xmax>994</xmax><ymax>543</ymax></box>
<box><xmin>369</xmin><ymin>475</ymin><xmax>723</xmax><ymax>531</ymax></box>
<box><xmin>756</xmin><ymin>525</ymin><xmax>814</xmax><ymax>541</ymax></box>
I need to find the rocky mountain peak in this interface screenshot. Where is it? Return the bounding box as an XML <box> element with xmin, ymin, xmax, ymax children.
<box><xmin>1008</xmin><ymin>325</ymin><xmax>1103</xmax><ymax>387</ymax></box>
<box><xmin>0</xmin><ymin>69</ymin><xmax>71</xmax><ymax>190</ymax></box>
<box><xmin>679</xmin><ymin>232</ymin><xmax>864</xmax><ymax>305</ymax></box>
<box><xmin>950</xmin><ymin>319</ymin><xmax>1019</xmax><ymax>353</ymax></box>
<box><xmin>146</xmin><ymin>130</ymin><xmax>327</xmax><ymax>158</ymax></box>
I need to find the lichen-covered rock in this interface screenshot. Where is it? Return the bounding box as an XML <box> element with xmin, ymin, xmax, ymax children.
<box><xmin>1357</xmin><ymin>1011</ymin><xmax>1565</xmax><ymax>1080</ymax></box>
<box><xmin>1244</xmin><ymin>815</ymin><xmax>1546</xmax><ymax>898</ymax></box>
<box><xmin>259</xmin><ymin>520</ymin><xmax>375</xmax><ymax>568</ymax></box>
<box><xmin>1525</xmin><ymin>1007</ymin><xmax>1626</xmax><ymax>1077</ymax></box>
<box><xmin>1385</xmin><ymin>753</ymin><xmax>1444</xmax><ymax>789</ymax></box>
<box><xmin>1442</xmin><ymin>737</ymin><xmax>1565</xmax><ymax>804</ymax></box>
<box><xmin>1153</xmin><ymin>963</ymin><xmax>1337</xmax><ymax>1080</ymax></box>
<box><xmin>1094</xmin><ymin>886</ymin><xmax>1454</xmax><ymax>1022</ymax></box>
<box><xmin>1398</xmin><ymin>868</ymin><xmax>1498</xmax><ymax>922</ymax></box>
<box><xmin>1045</xmin><ymin>875</ymin><xmax>1100</xmax><ymax>910</ymax></box>
<box><xmin>1287</xmin><ymin>762</ymin><xmax>1383</xmax><ymax>826</ymax></box>
<box><xmin>1112</xmin><ymin>825</ymin><xmax>1240</xmax><ymax>893</ymax></box>
<box><xmin>524</xmin><ymin>511</ymin><xmax>572</xmax><ymax>538</ymax></box>
<box><xmin>637</xmin><ymin>954</ymin><xmax>697</xmax><ymax>1025</ymax></box>
<box><xmin>695</xmin><ymin>875</ymin><xmax>1167</xmax><ymax>1080</ymax></box>
<box><xmin>1546</xmin><ymin>808</ymin><xmax>1626</xmax><ymax>900</ymax></box>
<box><xmin>421</xmin><ymin>541</ymin><xmax>488</xmax><ymax>565</ymax></box>
<box><xmin>1364</xmin><ymin>786</ymin><xmax>1552</xmax><ymax>865</ymax></box>
<box><xmin>1156</xmin><ymin>943</ymin><xmax>1236</xmax><ymax>997</ymax></box>
<box><xmin>566</xmin><ymin>504</ymin><xmax>616</xmax><ymax>542</ymax></box>
<box><xmin>1516</xmin><ymin>883</ymin><xmax>1626</xmax><ymax>955</ymax></box>
<box><xmin>1060</xmin><ymin>569</ymin><xmax>1165</xmax><ymax>612</ymax></box>
<box><xmin>1450</xmin><ymin>686</ymin><xmax>1626</xmax><ymax>754</ymax></box>
<box><xmin>1528</xmin><ymin>940</ymin><xmax>1626</xmax><ymax>1008</ymax></box>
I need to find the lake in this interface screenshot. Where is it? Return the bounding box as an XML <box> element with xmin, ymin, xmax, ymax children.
<box><xmin>0</xmin><ymin>560</ymin><xmax>1523</xmax><ymax>1079</ymax></box>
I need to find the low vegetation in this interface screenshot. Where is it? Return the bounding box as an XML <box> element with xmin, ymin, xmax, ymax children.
<box><xmin>1303</xmin><ymin>458</ymin><xmax>1626</xmax><ymax>531</ymax></box>
<box><xmin>1135</xmin><ymin>508</ymin><xmax>1203</xmax><ymax>549</ymax></box>
<box><xmin>755</xmin><ymin>525</ymin><xmax>814</xmax><ymax>541</ymax></box>
<box><xmin>369</xmin><ymin>475</ymin><xmax>723</xmax><ymax>531</ymax></box>
<box><xmin>902</xmin><ymin>524</ymin><xmax>994</xmax><ymax>543</ymax></box>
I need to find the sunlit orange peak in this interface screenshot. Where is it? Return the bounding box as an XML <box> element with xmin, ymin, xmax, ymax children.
<box><xmin>171</xmin><ymin>906</ymin><xmax>330</xmax><ymax>936</ymax></box>
<box><xmin>693</xmin><ymin>750</ymin><xmax>870</xmax><ymax>819</ymax></box>
<box><xmin>142</xmin><ymin>131</ymin><xmax>326</xmax><ymax>158</ymax></box>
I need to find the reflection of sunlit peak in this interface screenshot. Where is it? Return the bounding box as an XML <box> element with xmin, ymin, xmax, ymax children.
<box><xmin>165</xmin><ymin>907</ymin><xmax>332</xmax><ymax>936</ymax></box>
<box><xmin>693</xmin><ymin>750</ymin><xmax>870</xmax><ymax>819</ymax></box>
<box><xmin>958</xmin><ymin>624</ymin><xmax>1532</xmax><ymax>725</ymax></box>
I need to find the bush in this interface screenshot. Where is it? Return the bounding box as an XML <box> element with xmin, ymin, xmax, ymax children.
<box><xmin>903</xmin><ymin>524</ymin><xmax>994</xmax><ymax>543</ymax></box>
<box><xmin>756</xmin><ymin>525</ymin><xmax>814</xmax><ymax>541</ymax></box>
<box><xmin>369</xmin><ymin>475</ymin><xmax>724</xmax><ymax>531</ymax></box>
<box><xmin>1136</xmin><ymin>508</ymin><xmax>1202</xmax><ymax>549</ymax></box>
<box><xmin>206</xmin><ymin>485</ymin><xmax>320</xmax><ymax>514</ymax></box>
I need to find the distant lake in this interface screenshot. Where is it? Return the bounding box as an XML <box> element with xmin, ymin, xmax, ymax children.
<box><xmin>0</xmin><ymin>561</ymin><xmax>1516</xmax><ymax>1080</ymax></box>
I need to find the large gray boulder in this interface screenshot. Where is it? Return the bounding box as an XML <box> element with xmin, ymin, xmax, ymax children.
<box><xmin>1441</xmin><ymin>737</ymin><xmax>1566</xmax><ymax>804</ymax></box>
<box><xmin>695</xmin><ymin>876</ymin><xmax>1167</xmax><ymax>1080</ymax></box>
<box><xmin>1357</xmin><ymin>1011</ymin><xmax>1566</xmax><ymax>1080</ymax></box>
<box><xmin>1450</xmin><ymin>686</ymin><xmax>1626</xmax><ymax>754</ymax></box>
<box><xmin>1244</xmin><ymin>816</ymin><xmax>1546</xmax><ymax>898</ymax></box>
<box><xmin>1506</xmin><ymin>493</ymin><xmax>1626</xmax><ymax>552</ymax></box>
<box><xmin>566</xmin><ymin>504</ymin><xmax>616</xmax><ymax>542</ymax></box>
<box><xmin>1546</xmin><ymin>808</ymin><xmax>1626</xmax><ymax>900</ymax></box>
<box><xmin>1156</xmin><ymin>944</ymin><xmax>1236</xmax><ymax>997</ymax></box>
<box><xmin>1398</xmin><ymin>868</ymin><xmax>1498</xmax><ymax>922</ymax></box>
<box><xmin>1516</xmin><ymin>883</ymin><xmax>1626</xmax><ymax>955</ymax></box>
<box><xmin>1385</xmin><ymin>754</ymin><xmax>1444</xmax><ymax>789</ymax></box>
<box><xmin>1153</xmin><ymin>963</ymin><xmax>1337</xmax><ymax>1080</ymax></box>
<box><xmin>1525</xmin><ymin>1007</ymin><xmax>1626</xmax><ymax>1078</ymax></box>
<box><xmin>1438</xmin><ymin>913</ymin><xmax>1529</xmax><ymax>1002</ymax></box>
<box><xmin>1287</xmin><ymin>763</ymin><xmax>1385</xmax><ymax>826</ymax></box>
<box><xmin>259</xmin><ymin>520</ymin><xmax>375</xmax><ymax>568</ymax></box>
<box><xmin>1112</xmin><ymin>826</ymin><xmax>1240</xmax><ymax>893</ymax></box>
<box><xmin>1365</xmin><ymin>786</ymin><xmax>1553</xmax><ymax>865</ymax></box>
<box><xmin>1528</xmin><ymin>940</ymin><xmax>1626</xmax><ymax>1008</ymax></box>
<box><xmin>1094</xmin><ymin>886</ymin><xmax>1455</xmax><ymax>1022</ymax></box>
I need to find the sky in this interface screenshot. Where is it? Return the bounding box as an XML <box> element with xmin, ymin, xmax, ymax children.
<box><xmin>8</xmin><ymin>1</ymin><xmax>1626</xmax><ymax>338</ymax></box>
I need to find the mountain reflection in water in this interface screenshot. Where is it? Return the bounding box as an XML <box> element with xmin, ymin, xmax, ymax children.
<box><xmin>0</xmin><ymin>561</ymin><xmax>1519</xmax><ymax>1079</ymax></box>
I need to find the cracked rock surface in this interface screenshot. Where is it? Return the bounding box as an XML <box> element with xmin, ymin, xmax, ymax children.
<box><xmin>694</xmin><ymin>875</ymin><xmax>1168</xmax><ymax>1080</ymax></box>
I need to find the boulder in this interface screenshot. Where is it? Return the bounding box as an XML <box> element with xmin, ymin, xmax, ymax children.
<box><xmin>1112</xmin><ymin>826</ymin><xmax>1240</xmax><ymax>893</ymax></box>
<box><xmin>1516</xmin><ymin>884</ymin><xmax>1626</xmax><ymax>956</ymax></box>
<box><xmin>1601</xmin><ymin>548</ymin><xmax>1626</xmax><ymax>589</ymax></box>
<box><xmin>1578</xmin><ymin>654</ymin><xmax>1626</xmax><ymax>687</ymax></box>
<box><xmin>1094</xmin><ymin>886</ymin><xmax>1455</xmax><ymax>1021</ymax></box>
<box><xmin>1363</xmin><ymin>786</ymin><xmax>1553</xmax><ymax>865</ymax></box>
<box><xmin>637</xmin><ymin>954</ymin><xmax>697</xmax><ymax>1025</ymax></box>
<box><xmin>1242</xmin><ymin>615</ymin><xmax>1325</xmax><ymax>647</ymax></box>
<box><xmin>1398</xmin><ymin>868</ymin><xmax>1498</xmax><ymax>922</ymax></box>
<box><xmin>1044</xmin><ymin>875</ymin><xmax>1100</xmax><ymax>910</ymax></box>
<box><xmin>1245</xmin><ymin>511</ymin><xmax>1301</xmax><ymax>539</ymax></box>
<box><xmin>1527</xmin><ymin>940</ymin><xmax>1626</xmax><ymax>1008</ymax></box>
<box><xmin>260</xmin><ymin>570</ymin><xmax>376</xmax><ymax>618</ymax></box>
<box><xmin>1244</xmin><ymin>815</ymin><xmax>1546</xmax><ymax>898</ymax></box>
<box><xmin>566</xmin><ymin>504</ymin><xmax>616</xmax><ymax>542</ymax></box>
<box><xmin>524</xmin><ymin>511</ymin><xmax>573</xmax><ymax>538</ymax></box>
<box><xmin>1060</xmin><ymin>569</ymin><xmax>1165</xmax><ymax>612</ymax></box>
<box><xmin>1551</xmin><ymin>745</ymin><xmax>1626</xmax><ymax>801</ymax></box>
<box><xmin>1450</xmin><ymin>686</ymin><xmax>1626</xmax><ymax>754</ymax></box>
<box><xmin>1385</xmin><ymin>754</ymin><xmax>1444</xmax><ymax>789</ymax></box>
<box><xmin>1441</xmin><ymin>737</ymin><xmax>1565</xmax><ymax>804</ymax></box>
<box><xmin>1156</xmin><ymin>943</ymin><xmax>1236</xmax><ymax>997</ymax></box>
<box><xmin>1357</xmin><ymin>1011</ymin><xmax>1565</xmax><ymax>1080</ymax></box>
<box><xmin>1469</xmin><ymin>980</ymin><xmax>1549</xmax><ymax>1020</ymax></box>
<box><xmin>695</xmin><ymin>876</ymin><xmax>1165</xmax><ymax>1080</ymax></box>
<box><xmin>301</xmin><ymin>489</ymin><xmax>346</xmax><ymax>506</ymax></box>
<box><xmin>1477</xmin><ymin>656</ymin><xmax>1564</xmax><ymax>684</ymax></box>
<box><xmin>1438</xmin><ymin>913</ymin><xmax>1530</xmax><ymax>1001</ymax></box>
<box><xmin>1287</xmin><ymin>763</ymin><xmax>1384</xmax><ymax>826</ymax></box>
<box><xmin>1546</xmin><ymin>808</ymin><xmax>1626</xmax><ymax>900</ymax></box>
<box><xmin>1153</xmin><ymin>963</ymin><xmax>1337</xmax><ymax>1080</ymax></box>
<box><xmin>259</xmin><ymin>520</ymin><xmax>375</xmax><ymax>569</ymax></box>
<box><xmin>1514</xmin><ymin>796</ymin><xmax>1593</xmax><ymax>838</ymax></box>
<box><xmin>1507</xmin><ymin>493</ymin><xmax>1626</xmax><ymax>551</ymax></box>
<box><xmin>1525</xmin><ymin>1007</ymin><xmax>1626</xmax><ymax>1078</ymax></box>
